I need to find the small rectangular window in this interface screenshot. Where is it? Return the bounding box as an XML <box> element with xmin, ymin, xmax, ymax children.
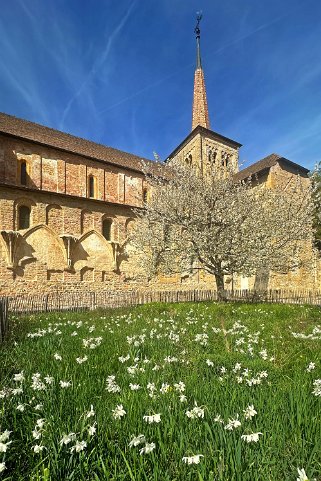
<box><xmin>88</xmin><ymin>176</ymin><xmax>95</xmax><ymax>198</ymax></box>
<box><xmin>18</xmin><ymin>206</ymin><xmax>30</xmax><ymax>229</ymax></box>
<box><xmin>20</xmin><ymin>162</ymin><xmax>27</xmax><ymax>185</ymax></box>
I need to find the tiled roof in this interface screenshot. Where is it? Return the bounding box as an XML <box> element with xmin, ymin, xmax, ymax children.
<box><xmin>0</xmin><ymin>112</ymin><xmax>158</xmax><ymax>173</ymax></box>
<box><xmin>234</xmin><ymin>153</ymin><xmax>309</xmax><ymax>181</ymax></box>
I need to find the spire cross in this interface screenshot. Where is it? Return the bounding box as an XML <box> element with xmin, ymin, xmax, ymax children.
<box><xmin>191</xmin><ymin>11</ymin><xmax>210</xmax><ymax>131</ymax></box>
<box><xmin>194</xmin><ymin>12</ymin><xmax>202</xmax><ymax>69</ymax></box>
<box><xmin>194</xmin><ymin>12</ymin><xmax>202</xmax><ymax>39</ymax></box>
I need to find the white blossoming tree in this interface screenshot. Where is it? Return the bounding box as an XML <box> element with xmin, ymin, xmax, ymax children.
<box><xmin>130</xmin><ymin>160</ymin><xmax>314</xmax><ymax>300</ymax></box>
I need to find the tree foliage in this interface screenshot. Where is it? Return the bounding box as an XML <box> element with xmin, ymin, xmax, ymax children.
<box><xmin>130</xmin><ymin>161</ymin><xmax>314</xmax><ymax>298</ymax></box>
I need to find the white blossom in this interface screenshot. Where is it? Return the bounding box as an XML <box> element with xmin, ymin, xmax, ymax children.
<box><xmin>112</xmin><ymin>404</ymin><xmax>126</xmax><ymax>419</ymax></box>
<box><xmin>129</xmin><ymin>434</ymin><xmax>146</xmax><ymax>447</ymax></box>
<box><xmin>312</xmin><ymin>379</ymin><xmax>321</xmax><ymax>397</ymax></box>
<box><xmin>306</xmin><ymin>362</ymin><xmax>316</xmax><ymax>372</ymax></box>
<box><xmin>0</xmin><ymin>431</ymin><xmax>11</xmax><ymax>443</ymax></box>
<box><xmin>13</xmin><ymin>371</ymin><xmax>25</xmax><ymax>382</ymax></box>
<box><xmin>182</xmin><ymin>454</ymin><xmax>204</xmax><ymax>464</ymax></box>
<box><xmin>59</xmin><ymin>433</ymin><xmax>76</xmax><ymax>445</ymax></box>
<box><xmin>243</xmin><ymin>404</ymin><xmax>257</xmax><ymax>419</ymax></box>
<box><xmin>241</xmin><ymin>432</ymin><xmax>263</xmax><ymax>443</ymax></box>
<box><xmin>143</xmin><ymin>413</ymin><xmax>161</xmax><ymax>424</ymax></box>
<box><xmin>86</xmin><ymin>405</ymin><xmax>95</xmax><ymax>418</ymax></box>
<box><xmin>140</xmin><ymin>442</ymin><xmax>155</xmax><ymax>455</ymax></box>
<box><xmin>70</xmin><ymin>440</ymin><xmax>87</xmax><ymax>453</ymax></box>
<box><xmin>32</xmin><ymin>444</ymin><xmax>45</xmax><ymax>453</ymax></box>
<box><xmin>88</xmin><ymin>423</ymin><xmax>97</xmax><ymax>436</ymax></box>
<box><xmin>224</xmin><ymin>417</ymin><xmax>241</xmax><ymax>430</ymax></box>
<box><xmin>0</xmin><ymin>441</ymin><xmax>12</xmax><ymax>452</ymax></box>
<box><xmin>186</xmin><ymin>403</ymin><xmax>204</xmax><ymax>419</ymax></box>
<box><xmin>59</xmin><ymin>380</ymin><xmax>71</xmax><ymax>388</ymax></box>
<box><xmin>297</xmin><ymin>468</ymin><xmax>309</xmax><ymax>481</ymax></box>
<box><xmin>131</xmin><ymin>161</ymin><xmax>313</xmax><ymax>299</ymax></box>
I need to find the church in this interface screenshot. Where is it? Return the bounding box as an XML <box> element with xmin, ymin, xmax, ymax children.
<box><xmin>0</xmin><ymin>22</ymin><xmax>316</xmax><ymax>295</ymax></box>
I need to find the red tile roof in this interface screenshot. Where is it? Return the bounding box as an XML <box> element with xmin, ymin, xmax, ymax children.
<box><xmin>234</xmin><ymin>153</ymin><xmax>309</xmax><ymax>181</ymax></box>
<box><xmin>0</xmin><ymin>112</ymin><xmax>158</xmax><ymax>174</ymax></box>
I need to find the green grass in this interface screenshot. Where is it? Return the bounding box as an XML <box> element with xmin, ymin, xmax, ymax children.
<box><xmin>0</xmin><ymin>302</ymin><xmax>321</xmax><ymax>480</ymax></box>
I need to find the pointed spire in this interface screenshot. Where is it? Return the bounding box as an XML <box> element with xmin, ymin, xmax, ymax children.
<box><xmin>192</xmin><ymin>13</ymin><xmax>210</xmax><ymax>131</ymax></box>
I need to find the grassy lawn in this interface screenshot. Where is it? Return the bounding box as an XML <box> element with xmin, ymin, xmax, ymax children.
<box><xmin>0</xmin><ymin>302</ymin><xmax>321</xmax><ymax>480</ymax></box>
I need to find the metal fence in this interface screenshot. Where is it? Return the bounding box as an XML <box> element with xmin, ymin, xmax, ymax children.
<box><xmin>0</xmin><ymin>288</ymin><xmax>321</xmax><ymax>342</ymax></box>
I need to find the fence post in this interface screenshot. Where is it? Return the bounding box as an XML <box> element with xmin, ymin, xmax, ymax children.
<box><xmin>44</xmin><ymin>294</ymin><xmax>49</xmax><ymax>313</ymax></box>
<box><xmin>91</xmin><ymin>292</ymin><xmax>96</xmax><ymax>311</ymax></box>
<box><xmin>0</xmin><ymin>298</ymin><xmax>3</xmax><ymax>342</ymax></box>
<box><xmin>0</xmin><ymin>298</ymin><xmax>8</xmax><ymax>342</ymax></box>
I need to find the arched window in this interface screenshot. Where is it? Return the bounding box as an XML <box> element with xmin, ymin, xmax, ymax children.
<box><xmin>102</xmin><ymin>219</ymin><xmax>112</xmax><ymax>241</ymax></box>
<box><xmin>20</xmin><ymin>161</ymin><xmax>27</xmax><ymax>185</ymax></box>
<box><xmin>18</xmin><ymin>206</ymin><xmax>30</xmax><ymax>230</ymax></box>
<box><xmin>88</xmin><ymin>175</ymin><xmax>96</xmax><ymax>198</ymax></box>
<box><xmin>185</xmin><ymin>154</ymin><xmax>192</xmax><ymax>166</ymax></box>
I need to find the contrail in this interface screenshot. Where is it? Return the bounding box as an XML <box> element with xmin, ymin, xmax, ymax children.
<box><xmin>97</xmin><ymin>10</ymin><xmax>299</xmax><ymax>115</ymax></box>
<box><xmin>60</xmin><ymin>0</ymin><xmax>137</xmax><ymax>129</ymax></box>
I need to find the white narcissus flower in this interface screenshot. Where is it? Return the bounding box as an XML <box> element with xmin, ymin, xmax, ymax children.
<box><xmin>54</xmin><ymin>353</ymin><xmax>62</xmax><ymax>361</ymax></box>
<box><xmin>32</xmin><ymin>444</ymin><xmax>45</xmax><ymax>453</ymax></box>
<box><xmin>86</xmin><ymin>405</ymin><xmax>95</xmax><ymax>418</ymax></box>
<box><xmin>0</xmin><ymin>430</ymin><xmax>11</xmax><ymax>442</ymax></box>
<box><xmin>44</xmin><ymin>376</ymin><xmax>54</xmax><ymax>385</ymax></box>
<box><xmin>129</xmin><ymin>434</ymin><xmax>146</xmax><ymax>447</ymax></box>
<box><xmin>143</xmin><ymin>413</ymin><xmax>161</xmax><ymax>424</ymax></box>
<box><xmin>182</xmin><ymin>454</ymin><xmax>204</xmax><ymax>464</ymax></box>
<box><xmin>0</xmin><ymin>462</ymin><xmax>6</xmax><ymax>473</ymax></box>
<box><xmin>129</xmin><ymin>383</ymin><xmax>141</xmax><ymax>391</ymax></box>
<box><xmin>70</xmin><ymin>440</ymin><xmax>87</xmax><ymax>453</ymax></box>
<box><xmin>0</xmin><ymin>441</ymin><xmax>12</xmax><ymax>452</ymax></box>
<box><xmin>59</xmin><ymin>381</ymin><xmax>71</xmax><ymax>388</ymax></box>
<box><xmin>36</xmin><ymin>419</ymin><xmax>45</xmax><ymax>429</ymax></box>
<box><xmin>32</xmin><ymin>430</ymin><xmax>42</xmax><ymax>440</ymax></box>
<box><xmin>243</xmin><ymin>404</ymin><xmax>257</xmax><ymax>419</ymax></box>
<box><xmin>59</xmin><ymin>433</ymin><xmax>76</xmax><ymax>445</ymax></box>
<box><xmin>88</xmin><ymin>424</ymin><xmax>97</xmax><ymax>436</ymax></box>
<box><xmin>312</xmin><ymin>379</ymin><xmax>321</xmax><ymax>397</ymax></box>
<box><xmin>13</xmin><ymin>372</ymin><xmax>25</xmax><ymax>382</ymax></box>
<box><xmin>112</xmin><ymin>404</ymin><xmax>126</xmax><ymax>419</ymax></box>
<box><xmin>297</xmin><ymin>468</ymin><xmax>309</xmax><ymax>481</ymax></box>
<box><xmin>306</xmin><ymin>362</ymin><xmax>316</xmax><ymax>372</ymax></box>
<box><xmin>139</xmin><ymin>442</ymin><xmax>155</xmax><ymax>455</ymax></box>
<box><xmin>241</xmin><ymin>432</ymin><xmax>263</xmax><ymax>443</ymax></box>
<box><xmin>224</xmin><ymin>417</ymin><xmax>241</xmax><ymax>431</ymax></box>
<box><xmin>76</xmin><ymin>356</ymin><xmax>88</xmax><ymax>364</ymax></box>
<box><xmin>185</xmin><ymin>403</ymin><xmax>204</xmax><ymax>419</ymax></box>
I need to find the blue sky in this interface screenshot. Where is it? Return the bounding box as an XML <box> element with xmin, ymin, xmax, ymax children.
<box><xmin>1</xmin><ymin>0</ymin><xmax>321</xmax><ymax>170</ymax></box>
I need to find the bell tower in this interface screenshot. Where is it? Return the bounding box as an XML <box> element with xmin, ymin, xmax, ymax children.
<box><xmin>166</xmin><ymin>13</ymin><xmax>241</xmax><ymax>174</ymax></box>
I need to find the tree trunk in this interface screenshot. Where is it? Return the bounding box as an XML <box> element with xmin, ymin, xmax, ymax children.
<box><xmin>215</xmin><ymin>271</ymin><xmax>226</xmax><ymax>301</ymax></box>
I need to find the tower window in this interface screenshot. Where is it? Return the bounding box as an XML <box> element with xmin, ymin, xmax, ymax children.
<box><xmin>18</xmin><ymin>205</ymin><xmax>30</xmax><ymax>230</ymax></box>
<box><xmin>20</xmin><ymin>161</ymin><xmax>27</xmax><ymax>185</ymax></box>
<box><xmin>88</xmin><ymin>175</ymin><xmax>96</xmax><ymax>198</ymax></box>
<box><xmin>185</xmin><ymin>154</ymin><xmax>192</xmax><ymax>166</ymax></box>
<box><xmin>143</xmin><ymin>188</ymin><xmax>148</xmax><ymax>203</ymax></box>
<box><xmin>102</xmin><ymin>219</ymin><xmax>112</xmax><ymax>241</ymax></box>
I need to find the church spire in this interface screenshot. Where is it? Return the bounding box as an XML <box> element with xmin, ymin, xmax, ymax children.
<box><xmin>192</xmin><ymin>13</ymin><xmax>210</xmax><ymax>131</ymax></box>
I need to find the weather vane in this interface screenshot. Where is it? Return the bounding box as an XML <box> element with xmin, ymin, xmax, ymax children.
<box><xmin>194</xmin><ymin>11</ymin><xmax>202</xmax><ymax>39</ymax></box>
